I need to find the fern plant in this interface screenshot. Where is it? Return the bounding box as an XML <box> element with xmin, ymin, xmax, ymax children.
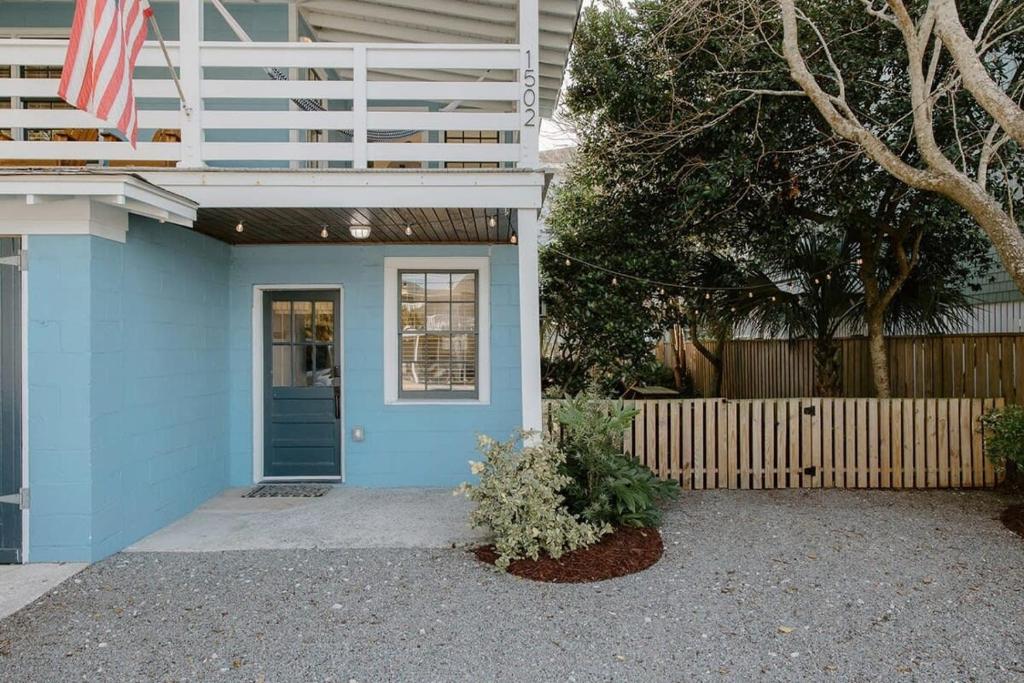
<box><xmin>556</xmin><ymin>390</ymin><xmax>677</xmax><ymax>527</ymax></box>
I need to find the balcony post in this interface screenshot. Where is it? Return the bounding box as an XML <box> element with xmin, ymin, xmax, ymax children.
<box><xmin>518</xmin><ymin>0</ymin><xmax>540</xmax><ymax>169</ymax></box>
<box><xmin>177</xmin><ymin>0</ymin><xmax>204</xmax><ymax>168</ymax></box>
<box><xmin>517</xmin><ymin>207</ymin><xmax>542</xmax><ymax>436</ymax></box>
<box><xmin>352</xmin><ymin>46</ymin><xmax>368</xmax><ymax>169</ymax></box>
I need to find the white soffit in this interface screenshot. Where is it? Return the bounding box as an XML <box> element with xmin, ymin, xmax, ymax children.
<box><xmin>0</xmin><ymin>173</ymin><xmax>198</xmax><ymax>234</ymax></box>
<box><xmin>296</xmin><ymin>0</ymin><xmax>583</xmax><ymax>116</ymax></box>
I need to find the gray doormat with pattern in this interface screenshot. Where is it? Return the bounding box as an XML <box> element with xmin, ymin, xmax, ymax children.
<box><xmin>243</xmin><ymin>484</ymin><xmax>331</xmax><ymax>498</ymax></box>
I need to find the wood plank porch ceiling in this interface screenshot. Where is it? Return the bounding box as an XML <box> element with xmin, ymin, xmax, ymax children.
<box><xmin>196</xmin><ymin>206</ymin><xmax>517</xmax><ymax>244</ymax></box>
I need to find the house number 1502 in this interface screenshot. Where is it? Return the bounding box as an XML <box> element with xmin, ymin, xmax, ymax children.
<box><xmin>522</xmin><ymin>49</ymin><xmax>537</xmax><ymax>127</ymax></box>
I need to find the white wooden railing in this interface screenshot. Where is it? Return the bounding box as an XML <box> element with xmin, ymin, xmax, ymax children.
<box><xmin>0</xmin><ymin>39</ymin><xmax>529</xmax><ymax>169</ymax></box>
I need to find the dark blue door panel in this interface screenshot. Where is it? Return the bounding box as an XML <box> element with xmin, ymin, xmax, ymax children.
<box><xmin>263</xmin><ymin>291</ymin><xmax>341</xmax><ymax>478</ymax></box>
<box><xmin>0</xmin><ymin>237</ymin><xmax>22</xmax><ymax>563</ymax></box>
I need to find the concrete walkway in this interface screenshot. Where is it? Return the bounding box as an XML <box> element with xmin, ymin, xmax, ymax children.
<box><xmin>127</xmin><ymin>486</ymin><xmax>488</xmax><ymax>553</ymax></box>
<box><xmin>0</xmin><ymin>563</ymin><xmax>86</xmax><ymax>620</ymax></box>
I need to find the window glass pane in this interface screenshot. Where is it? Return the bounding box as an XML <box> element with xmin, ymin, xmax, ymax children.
<box><xmin>452</xmin><ymin>362</ymin><xmax>476</xmax><ymax>392</ymax></box>
<box><xmin>452</xmin><ymin>302</ymin><xmax>475</xmax><ymax>331</ymax></box>
<box><xmin>451</xmin><ymin>333</ymin><xmax>476</xmax><ymax>365</ymax></box>
<box><xmin>294</xmin><ymin>301</ymin><xmax>313</xmax><ymax>342</ymax></box>
<box><xmin>401</xmin><ymin>302</ymin><xmax>425</xmax><ymax>330</ymax></box>
<box><xmin>314</xmin><ymin>301</ymin><xmax>334</xmax><ymax>342</ymax></box>
<box><xmin>426</xmin><ymin>359</ymin><xmax>451</xmax><ymax>391</ymax></box>
<box><xmin>422</xmin><ymin>334</ymin><xmax>452</xmax><ymax>367</ymax></box>
<box><xmin>294</xmin><ymin>344</ymin><xmax>314</xmax><ymax>387</ymax></box>
<box><xmin>272</xmin><ymin>345</ymin><xmax>291</xmax><ymax>387</ymax></box>
<box><xmin>314</xmin><ymin>345</ymin><xmax>335</xmax><ymax>386</ymax></box>
<box><xmin>401</xmin><ymin>334</ymin><xmax>424</xmax><ymax>364</ymax></box>
<box><xmin>451</xmin><ymin>273</ymin><xmax>476</xmax><ymax>301</ymax></box>
<box><xmin>425</xmin><ymin>302</ymin><xmax>450</xmax><ymax>331</ymax></box>
<box><xmin>402</xmin><ymin>362</ymin><xmax>426</xmax><ymax>392</ymax></box>
<box><xmin>401</xmin><ymin>273</ymin><xmax>425</xmax><ymax>302</ymax></box>
<box><xmin>426</xmin><ymin>273</ymin><xmax>451</xmax><ymax>301</ymax></box>
<box><xmin>272</xmin><ymin>301</ymin><xmax>291</xmax><ymax>342</ymax></box>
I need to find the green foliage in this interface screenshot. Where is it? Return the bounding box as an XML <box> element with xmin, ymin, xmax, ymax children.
<box><xmin>457</xmin><ymin>433</ymin><xmax>609</xmax><ymax>570</ymax></box>
<box><xmin>556</xmin><ymin>392</ymin><xmax>678</xmax><ymax>527</ymax></box>
<box><xmin>981</xmin><ymin>406</ymin><xmax>1024</xmax><ymax>474</ymax></box>
<box><xmin>542</xmin><ymin>0</ymin><xmax>998</xmax><ymax>394</ymax></box>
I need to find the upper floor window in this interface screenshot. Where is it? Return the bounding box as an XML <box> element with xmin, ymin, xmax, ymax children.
<box><xmin>444</xmin><ymin>130</ymin><xmax>500</xmax><ymax>169</ymax></box>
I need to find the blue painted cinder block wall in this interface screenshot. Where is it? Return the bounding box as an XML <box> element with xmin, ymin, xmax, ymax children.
<box><xmin>28</xmin><ymin>226</ymin><xmax>522</xmax><ymax>561</ymax></box>
<box><xmin>28</xmin><ymin>219</ymin><xmax>231</xmax><ymax>562</ymax></box>
<box><xmin>227</xmin><ymin>244</ymin><xmax>522</xmax><ymax>487</ymax></box>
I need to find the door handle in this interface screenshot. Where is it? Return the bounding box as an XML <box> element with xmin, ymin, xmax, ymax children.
<box><xmin>333</xmin><ymin>385</ymin><xmax>341</xmax><ymax>419</ymax></box>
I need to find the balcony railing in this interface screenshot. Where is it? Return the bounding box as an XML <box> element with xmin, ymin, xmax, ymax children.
<box><xmin>0</xmin><ymin>39</ymin><xmax>530</xmax><ymax>170</ymax></box>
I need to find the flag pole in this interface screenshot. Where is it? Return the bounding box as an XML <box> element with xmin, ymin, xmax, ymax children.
<box><xmin>147</xmin><ymin>13</ymin><xmax>192</xmax><ymax>117</ymax></box>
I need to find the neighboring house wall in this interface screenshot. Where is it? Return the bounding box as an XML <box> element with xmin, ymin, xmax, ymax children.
<box><xmin>28</xmin><ymin>218</ymin><xmax>231</xmax><ymax>562</ymax></box>
<box><xmin>227</xmin><ymin>244</ymin><xmax>522</xmax><ymax>487</ymax></box>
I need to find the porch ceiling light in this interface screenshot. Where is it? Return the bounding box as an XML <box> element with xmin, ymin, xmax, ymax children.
<box><xmin>349</xmin><ymin>224</ymin><xmax>372</xmax><ymax>240</ymax></box>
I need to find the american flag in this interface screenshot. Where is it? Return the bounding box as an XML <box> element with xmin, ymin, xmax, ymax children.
<box><xmin>58</xmin><ymin>0</ymin><xmax>153</xmax><ymax>147</ymax></box>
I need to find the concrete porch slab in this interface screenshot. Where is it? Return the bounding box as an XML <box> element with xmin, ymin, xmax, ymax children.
<box><xmin>0</xmin><ymin>563</ymin><xmax>87</xmax><ymax>620</ymax></box>
<box><xmin>126</xmin><ymin>486</ymin><xmax>488</xmax><ymax>553</ymax></box>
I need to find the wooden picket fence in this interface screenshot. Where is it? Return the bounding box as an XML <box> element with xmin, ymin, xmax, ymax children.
<box><xmin>542</xmin><ymin>398</ymin><xmax>1004</xmax><ymax>490</ymax></box>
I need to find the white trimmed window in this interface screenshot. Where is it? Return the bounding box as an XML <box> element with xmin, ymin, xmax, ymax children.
<box><xmin>384</xmin><ymin>257</ymin><xmax>490</xmax><ymax>404</ymax></box>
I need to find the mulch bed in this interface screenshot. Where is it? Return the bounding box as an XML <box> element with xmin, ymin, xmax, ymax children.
<box><xmin>1000</xmin><ymin>504</ymin><xmax>1024</xmax><ymax>539</ymax></box>
<box><xmin>473</xmin><ymin>526</ymin><xmax>664</xmax><ymax>583</ymax></box>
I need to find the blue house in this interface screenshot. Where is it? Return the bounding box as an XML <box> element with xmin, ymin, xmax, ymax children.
<box><xmin>0</xmin><ymin>0</ymin><xmax>579</xmax><ymax>563</ymax></box>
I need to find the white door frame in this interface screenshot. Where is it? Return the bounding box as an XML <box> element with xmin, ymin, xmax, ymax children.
<box><xmin>251</xmin><ymin>284</ymin><xmax>345</xmax><ymax>483</ymax></box>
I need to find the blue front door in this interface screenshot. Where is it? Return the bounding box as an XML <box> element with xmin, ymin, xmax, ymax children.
<box><xmin>0</xmin><ymin>237</ymin><xmax>22</xmax><ymax>562</ymax></box>
<box><xmin>263</xmin><ymin>291</ymin><xmax>341</xmax><ymax>478</ymax></box>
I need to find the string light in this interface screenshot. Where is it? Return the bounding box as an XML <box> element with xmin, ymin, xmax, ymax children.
<box><xmin>510</xmin><ymin>231</ymin><xmax>518</xmax><ymax>245</ymax></box>
<box><xmin>320</xmin><ymin>225</ymin><xmax>329</xmax><ymax>239</ymax></box>
<box><xmin>565</xmin><ymin>258</ymin><xmax>571</xmax><ymax>266</ymax></box>
<box><xmin>405</xmin><ymin>225</ymin><xmax>413</xmax><ymax>237</ymax></box>
<box><xmin>235</xmin><ymin>221</ymin><xmax>244</xmax><ymax>233</ymax></box>
<box><xmin>612</xmin><ymin>276</ymin><xmax>618</xmax><ymax>286</ymax></box>
<box><xmin>547</xmin><ymin>246</ymin><xmax>859</xmax><ymax>296</ymax></box>
<box><xmin>487</xmin><ymin>215</ymin><xmax>498</xmax><ymax>229</ymax></box>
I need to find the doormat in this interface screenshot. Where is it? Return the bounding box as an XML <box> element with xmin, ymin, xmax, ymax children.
<box><xmin>243</xmin><ymin>484</ymin><xmax>331</xmax><ymax>498</ymax></box>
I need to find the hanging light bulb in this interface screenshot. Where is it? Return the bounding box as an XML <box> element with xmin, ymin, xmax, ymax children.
<box><xmin>510</xmin><ymin>231</ymin><xmax>518</xmax><ymax>244</ymax></box>
<box><xmin>487</xmin><ymin>214</ymin><xmax>498</xmax><ymax>229</ymax></box>
<box><xmin>612</xmin><ymin>276</ymin><xmax>618</xmax><ymax>286</ymax></box>
<box><xmin>565</xmin><ymin>258</ymin><xmax>571</xmax><ymax>266</ymax></box>
<box><xmin>855</xmin><ymin>258</ymin><xmax>864</xmax><ymax>266</ymax></box>
<box><xmin>814</xmin><ymin>277</ymin><xmax>821</xmax><ymax>284</ymax></box>
<box><xmin>748</xmin><ymin>291</ymin><xmax>754</xmax><ymax>298</ymax></box>
<box><xmin>320</xmin><ymin>225</ymin><xmax>329</xmax><ymax>239</ymax></box>
<box><xmin>730</xmin><ymin>306</ymin><xmax>736</xmax><ymax>313</ymax></box>
<box><xmin>704</xmin><ymin>292</ymin><xmax>711</xmax><ymax>300</ymax></box>
<box><xmin>405</xmin><ymin>225</ymin><xmax>413</xmax><ymax>237</ymax></box>
<box><xmin>659</xmin><ymin>287</ymin><xmax>665</xmax><ymax>296</ymax></box>
<box><xmin>235</xmin><ymin>221</ymin><xmax>244</xmax><ymax>233</ymax></box>
<box><xmin>826</xmin><ymin>273</ymin><xmax>832</xmax><ymax>280</ymax></box>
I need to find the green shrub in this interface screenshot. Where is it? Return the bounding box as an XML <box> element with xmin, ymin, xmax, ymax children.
<box><xmin>556</xmin><ymin>391</ymin><xmax>678</xmax><ymax>528</ymax></box>
<box><xmin>981</xmin><ymin>405</ymin><xmax>1024</xmax><ymax>475</ymax></box>
<box><xmin>457</xmin><ymin>433</ymin><xmax>610</xmax><ymax>570</ymax></box>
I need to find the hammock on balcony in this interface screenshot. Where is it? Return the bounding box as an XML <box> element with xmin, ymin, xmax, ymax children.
<box><xmin>209</xmin><ymin>0</ymin><xmax>488</xmax><ymax>143</ymax></box>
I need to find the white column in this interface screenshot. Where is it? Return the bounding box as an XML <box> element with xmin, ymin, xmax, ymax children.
<box><xmin>518</xmin><ymin>0</ymin><xmax>540</xmax><ymax>169</ymax></box>
<box><xmin>517</xmin><ymin>208</ymin><xmax>542</xmax><ymax>435</ymax></box>
<box><xmin>177</xmin><ymin>0</ymin><xmax>204</xmax><ymax>168</ymax></box>
<box><xmin>352</xmin><ymin>46</ymin><xmax>368</xmax><ymax>169</ymax></box>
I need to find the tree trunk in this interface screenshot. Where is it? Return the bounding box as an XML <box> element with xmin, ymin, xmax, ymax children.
<box><xmin>689</xmin><ymin>322</ymin><xmax>725</xmax><ymax>397</ymax></box>
<box><xmin>865</xmin><ymin>311</ymin><xmax>891</xmax><ymax>398</ymax></box>
<box><xmin>812</xmin><ymin>337</ymin><xmax>842</xmax><ymax>397</ymax></box>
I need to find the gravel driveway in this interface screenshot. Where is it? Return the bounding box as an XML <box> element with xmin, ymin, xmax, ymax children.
<box><xmin>1</xmin><ymin>489</ymin><xmax>1022</xmax><ymax>682</ymax></box>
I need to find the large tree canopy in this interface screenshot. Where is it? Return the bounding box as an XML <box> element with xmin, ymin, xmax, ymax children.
<box><xmin>542</xmin><ymin>0</ymin><xmax>995</xmax><ymax>397</ymax></box>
